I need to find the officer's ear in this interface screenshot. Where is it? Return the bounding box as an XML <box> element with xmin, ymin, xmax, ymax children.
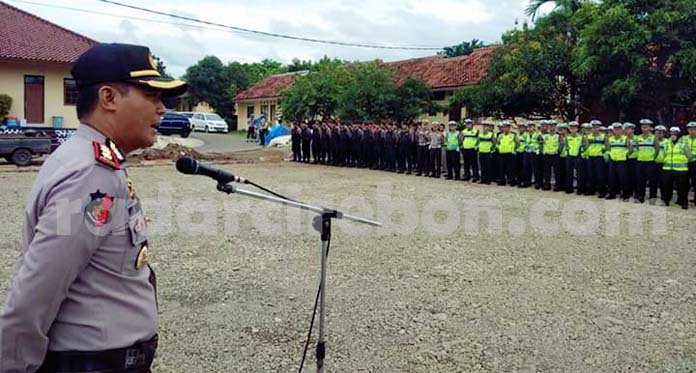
<box><xmin>97</xmin><ymin>83</ymin><xmax>130</xmax><ymax>113</ymax></box>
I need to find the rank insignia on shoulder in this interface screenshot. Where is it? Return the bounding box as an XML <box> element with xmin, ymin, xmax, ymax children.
<box><xmin>93</xmin><ymin>141</ymin><xmax>121</xmax><ymax>170</ymax></box>
<box><xmin>85</xmin><ymin>189</ymin><xmax>114</xmax><ymax>226</ymax></box>
<box><xmin>105</xmin><ymin>138</ymin><xmax>125</xmax><ymax>163</ymax></box>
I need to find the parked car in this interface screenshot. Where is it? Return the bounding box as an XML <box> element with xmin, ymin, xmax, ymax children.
<box><xmin>190</xmin><ymin>113</ymin><xmax>229</xmax><ymax>133</ymax></box>
<box><xmin>0</xmin><ymin>130</ymin><xmax>52</xmax><ymax>166</ymax></box>
<box><xmin>158</xmin><ymin>112</ymin><xmax>192</xmax><ymax>138</ymax></box>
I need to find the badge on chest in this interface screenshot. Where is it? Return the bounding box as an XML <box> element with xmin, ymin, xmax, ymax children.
<box><xmin>127</xmin><ymin>177</ymin><xmax>151</xmax><ymax>271</ymax></box>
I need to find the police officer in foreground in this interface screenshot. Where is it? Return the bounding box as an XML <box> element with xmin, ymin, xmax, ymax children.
<box><xmin>0</xmin><ymin>43</ymin><xmax>187</xmax><ymax>372</ymax></box>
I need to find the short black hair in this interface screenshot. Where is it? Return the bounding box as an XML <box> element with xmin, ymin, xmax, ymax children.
<box><xmin>76</xmin><ymin>83</ymin><xmax>130</xmax><ymax>120</ymax></box>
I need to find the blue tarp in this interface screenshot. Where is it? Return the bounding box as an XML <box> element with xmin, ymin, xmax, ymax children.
<box><xmin>265</xmin><ymin>125</ymin><xmax>290</xmax><ymax>143</ymax></box>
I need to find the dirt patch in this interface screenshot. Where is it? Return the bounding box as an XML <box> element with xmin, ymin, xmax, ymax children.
<box><xmin>3</xmin><ymin>163</ymin><xmax>693</xmax><ymax>372</ymax></box>
<box><xmin>0</xmin><ymin>144</ymin><xmax>287</xmax><ymax>172</ymax></box>
<box><xmin>128</xmin><ymin>143</ymin><xmax>286</xmax><ymax>164</ymax></box>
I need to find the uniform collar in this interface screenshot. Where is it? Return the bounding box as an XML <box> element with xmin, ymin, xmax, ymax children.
<box><xmin>76</xmin><ymin>123</ymin><xmax>107</xmax><ymax>143</ymax></box>
<box><xmin>77</xmin><ymin>123</ymin><xmax>127</xmax><ymax>164</ymax></box>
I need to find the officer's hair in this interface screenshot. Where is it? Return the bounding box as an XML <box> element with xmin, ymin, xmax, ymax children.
<box><xmin>76</xmin><ymin>83</ymin><xmax>130</xmax><ymax>120</ymax></box>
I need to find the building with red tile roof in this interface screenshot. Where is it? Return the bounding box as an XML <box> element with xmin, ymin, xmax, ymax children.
<box><xmin>0</xmin><ymin>1</ymin><xmax>97</xmax><ymax>127</ymax></box>
<box><xmin>234</xmin><ymin>47</ymin><xmax>496</xmax><ymax>128</ymax></box>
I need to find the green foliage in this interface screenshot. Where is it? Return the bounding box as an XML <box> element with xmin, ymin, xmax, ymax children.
<box><xmin>462</xmin><ymin>0</ymin><xmax>695</xmax><ymax>121</ymax></box>
<box><xmin>570</xmin><ymin>1</ymin><xmax>650</xmax><ymax>108</ymax></box>
<box><xmin>452</xmin><ymin>7</ymin><xmax>579</xmax><ymax>119</ymax></box>
<box><xmin>241</xmin><ymin>59</ymin><xmax>285</xmax><ymax>85</ymax></box>
<box><xmin>391</xmin><ymin>78</ymin><xmax>432</xmax><ymax>123</ymax></box>
<box><xmin>526</xmin><ymin>0</ymin><xmax>585</xmax><ymax>21</ymax></box>
<box><xmin>0</xmin><ymin>94</ymin><xmax>12</xmax><ymax>117</ymax></box>
<box><xmin>281</xmin><ymin>62</ymin><xmax>433</xmax><ymax>123</ymax></box>
<box><xmin>183</xmin><ymin>56</ymin><xmax>250</xmax><ymax>119</ymax></box>
<box><xmin>280</xmin><ymin>62</ymin><xmax>348</xmax><ymax>122</ymax></box>
<box><xmin>439</xmin><ymin>39</ymin><xmax>486</xmax><ymax>57</ymax></box>
<box><xmin>286</xmin><ymin>58</ymin><xmax>313</xmax><ymax>72</ymax></box>
<box><xmin>337</xmin><ymin>61</ymin><xmax>396</xmax><ymax>121</ymax></box>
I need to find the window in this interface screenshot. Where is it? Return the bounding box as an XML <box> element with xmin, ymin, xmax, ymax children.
<box><xmin>64</xmin><ymin>78</ymin><xmax>78</xmax><ymax>105</ymax></box>
<box><xmin>247</xmin><ymin>105</ymin><xmax>255</xmax><ymax>118</ymax></box>
<box><xmin>206</xmin><ymin>114</ymin><xmax>223</xmax><ymax>121</ymax></box>
<box><xmin>432</xmin><ymin>91</ymin><xmax>446</xmax><ymax>101</ymax></box>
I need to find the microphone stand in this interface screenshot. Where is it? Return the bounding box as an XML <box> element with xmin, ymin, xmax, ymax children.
<box><xmin>216</xmin><ymin>182</ymin><xmax>381</xmax><ymax>373</ymax></box>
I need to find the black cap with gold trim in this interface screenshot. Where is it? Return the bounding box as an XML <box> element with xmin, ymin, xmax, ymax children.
<box><xmin>71</xmin><ymin>43</ymin><xmax>187</xmax><ymax>97</ymax></box>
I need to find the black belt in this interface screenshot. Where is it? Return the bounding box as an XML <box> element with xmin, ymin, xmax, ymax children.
<box><xmin>39</xmin><ymin>335</ymin><xmax>158</xmax><ymax>373</ymax></box>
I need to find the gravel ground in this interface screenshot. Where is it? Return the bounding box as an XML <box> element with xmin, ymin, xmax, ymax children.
<box><xmin>0</xmin><ymin>162</ymin><xmax>695</xmax><ymax>373</ymax></box>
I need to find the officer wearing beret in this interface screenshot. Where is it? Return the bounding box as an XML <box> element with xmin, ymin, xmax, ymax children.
<box><xmin>0</xmin><ymin>43</ymin><xmax>187</xmax><ymax>372</ymax></box>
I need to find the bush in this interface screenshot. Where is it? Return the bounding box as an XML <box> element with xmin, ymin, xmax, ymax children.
<box><xmin>0</xmin><ymin>94</ymin><xmax>11</xmax><ymax>118</ymax></box>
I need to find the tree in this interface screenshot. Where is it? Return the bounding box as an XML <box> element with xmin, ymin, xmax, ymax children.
<box><xmin>280</xmin><ymin>62</ymin><xmax>348</xmax><ymax>122</ymax></box>
<box><xmin>450</xmin><ymin>11</ymin><xmax>579</xmax><ymax>119</ymax></box>
<box><xmin>310</xmin><ymin>56</ymin><xmax>348</xmax><ymax>71</ymax></box>
<box><xmin>572</xmin><ymin>3</ymin><xmax>647</xmax><ymax>112</ymax></box>
<box><xmin>0</xmin><ymin>94</ymin><xmax>12</xmax><ymax>118</ymax></box>
<box><xmin>525</xmin><ymin>0</ymin><xmax>584</xmax><ymax>21</ymax></box>
<box><xmin>286</xmin><ymin>58</ymin><xmax>313</xmax><ymax>72</ymax></box>
<box><xmin>281</xmin><ymin>59</ymin><xmax>431</xmax><ymax>123</ymax></box>
<box><xmin>337</xmin><ymin>61</ymin><xmax>397</xmax><ymax>121</ymax></box>
<box><xmin>439</xmin><ymin>39</ymin><xmax>486</xmax><ymax>57</ymax></box>
<box><xmin>183</xmin><ymin>56</ymin><xmax>249</xmax><ymax>119</ymax></box>
<box><xmin>390</xmin><ymin>78</ymin><xmax>432</xmax><ymax>123</ymax></box>
<box><xmin>242</xmin><ymin>59</ymin><xmax>286</xmax><ymax>85</ymax></box>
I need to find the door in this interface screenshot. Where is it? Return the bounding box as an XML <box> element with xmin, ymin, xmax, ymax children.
<box><xmin>24</xmin><ymin>75</ymin><xmax>45</xmax><ymax>124</ymax></box>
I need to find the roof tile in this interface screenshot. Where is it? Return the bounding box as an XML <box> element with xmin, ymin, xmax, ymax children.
<box><xmin>234</xmin><ymin>72</ymin><xmax>301</xmax><ymax>101</ymax></box>
<box><xmin>0</xmin><ymin>2</ymin><xmax>97</xmax><ymax>65</ymax></box>
<box><xmin>234</xmin><ymin>47</ymin><xmax>496</xmax><ymax>101</ymax></box>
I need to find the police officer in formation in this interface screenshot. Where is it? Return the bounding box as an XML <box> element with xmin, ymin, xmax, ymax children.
<box><xmin>291</xmin><ymin>119</ymin><xmax>696</xmax><ymax>210</ymax></box>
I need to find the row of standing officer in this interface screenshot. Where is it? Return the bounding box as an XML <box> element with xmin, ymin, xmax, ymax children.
<box><xmin>291</xmin><ymin>119</ymin><xmax>696</xmax><ymax>210</ymax></box>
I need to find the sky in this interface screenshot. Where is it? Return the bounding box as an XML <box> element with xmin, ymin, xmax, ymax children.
<box><xmin>7</xmin><ymin>0</ymin><xmax>553</xmax><ymax>77</ymax></box>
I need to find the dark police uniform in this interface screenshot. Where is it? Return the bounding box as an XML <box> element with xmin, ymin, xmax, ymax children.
<box><xmin>311</xmin><ymin>125</ymin><xmax>322</xmax><ymax>163</ymax></box>
<box><xmin>291</xmin><ymin>127</ymin><xmax>302</xmax><ymax>162</ymax></box>
<box><xmin>332</xmin><ymin>127</ymin><xmax>342</xmax><ymax>166</ymax></box>
<box><xmin>398</xmin><ymin>128</ymin><xmax>413</xmax><ymax>174</ymax></box>
<box><xmin>353</xmin><ymin>127</ymin><xmax>363</xmax><ymax>167</ymax></box>
<box><xmin>374</xmin><ymin>129</ymin><xmax>384</xmax><ymax>170</ymax></box>
<box><xmin>363</xmin><ymin>127</ymin><xmax>374</xmax><ymax>168</ymax></box>
<box><xmin>321</xmin><ymin>127</ymin><xmax>331</xmax><ymax>164</ymax></box>
<box><xmin>385</xmin><ymin>128</ymin><xmax>396</xmax><ymax>171</ymax></box>
<box><xmin>301</xmin><ymin>126</ymin><xmax>312</xmax><ymax>163</ymax></box>
<box><xmin>0</xmin><ymin>43</ymin><xmax>186</xmax><ymax>373</ymax></box>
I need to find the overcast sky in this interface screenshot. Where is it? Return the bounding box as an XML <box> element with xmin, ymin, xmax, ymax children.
<box><xmin>9</xmin><ymin>0</ymin><xmax>551</xmax><ymax>77</ymax></box>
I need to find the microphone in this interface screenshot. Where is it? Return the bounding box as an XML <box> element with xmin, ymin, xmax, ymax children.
<box><xmin>176</xmin><ymin>157</ymin><xmax>248</xmax><ymax>184</ymax></box>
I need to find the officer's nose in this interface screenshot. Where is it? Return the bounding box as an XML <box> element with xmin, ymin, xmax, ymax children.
<box><xmin>155</xmin><ymin>100</ymin><xmax>166</xmax><ymax>116</ymax></box>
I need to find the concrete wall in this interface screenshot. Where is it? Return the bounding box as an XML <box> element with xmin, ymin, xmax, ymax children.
<box><xmin>235</xmin><ymin>98</ymin><xmax>280</xmax><ymax>131</ymax></box>
<box><xmin>0</xmin><ymin>62</ymin><xmax>79</xmax><ymax>128</ymax></box>
<box><xmin>176</xmin><ymin>100</ymin><xmax>215</xmax><ymax>113</ymax></box>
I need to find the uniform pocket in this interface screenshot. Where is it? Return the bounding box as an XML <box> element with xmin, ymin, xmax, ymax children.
<box><xmin>122</xmin><ymin>211</ymin><xmax>149</xmax><ymax>275</ymax></box>
<box><xmin>128</xmin><ymin>211</ymin><xmax>148</xmax><ymax>247</ymax></box>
